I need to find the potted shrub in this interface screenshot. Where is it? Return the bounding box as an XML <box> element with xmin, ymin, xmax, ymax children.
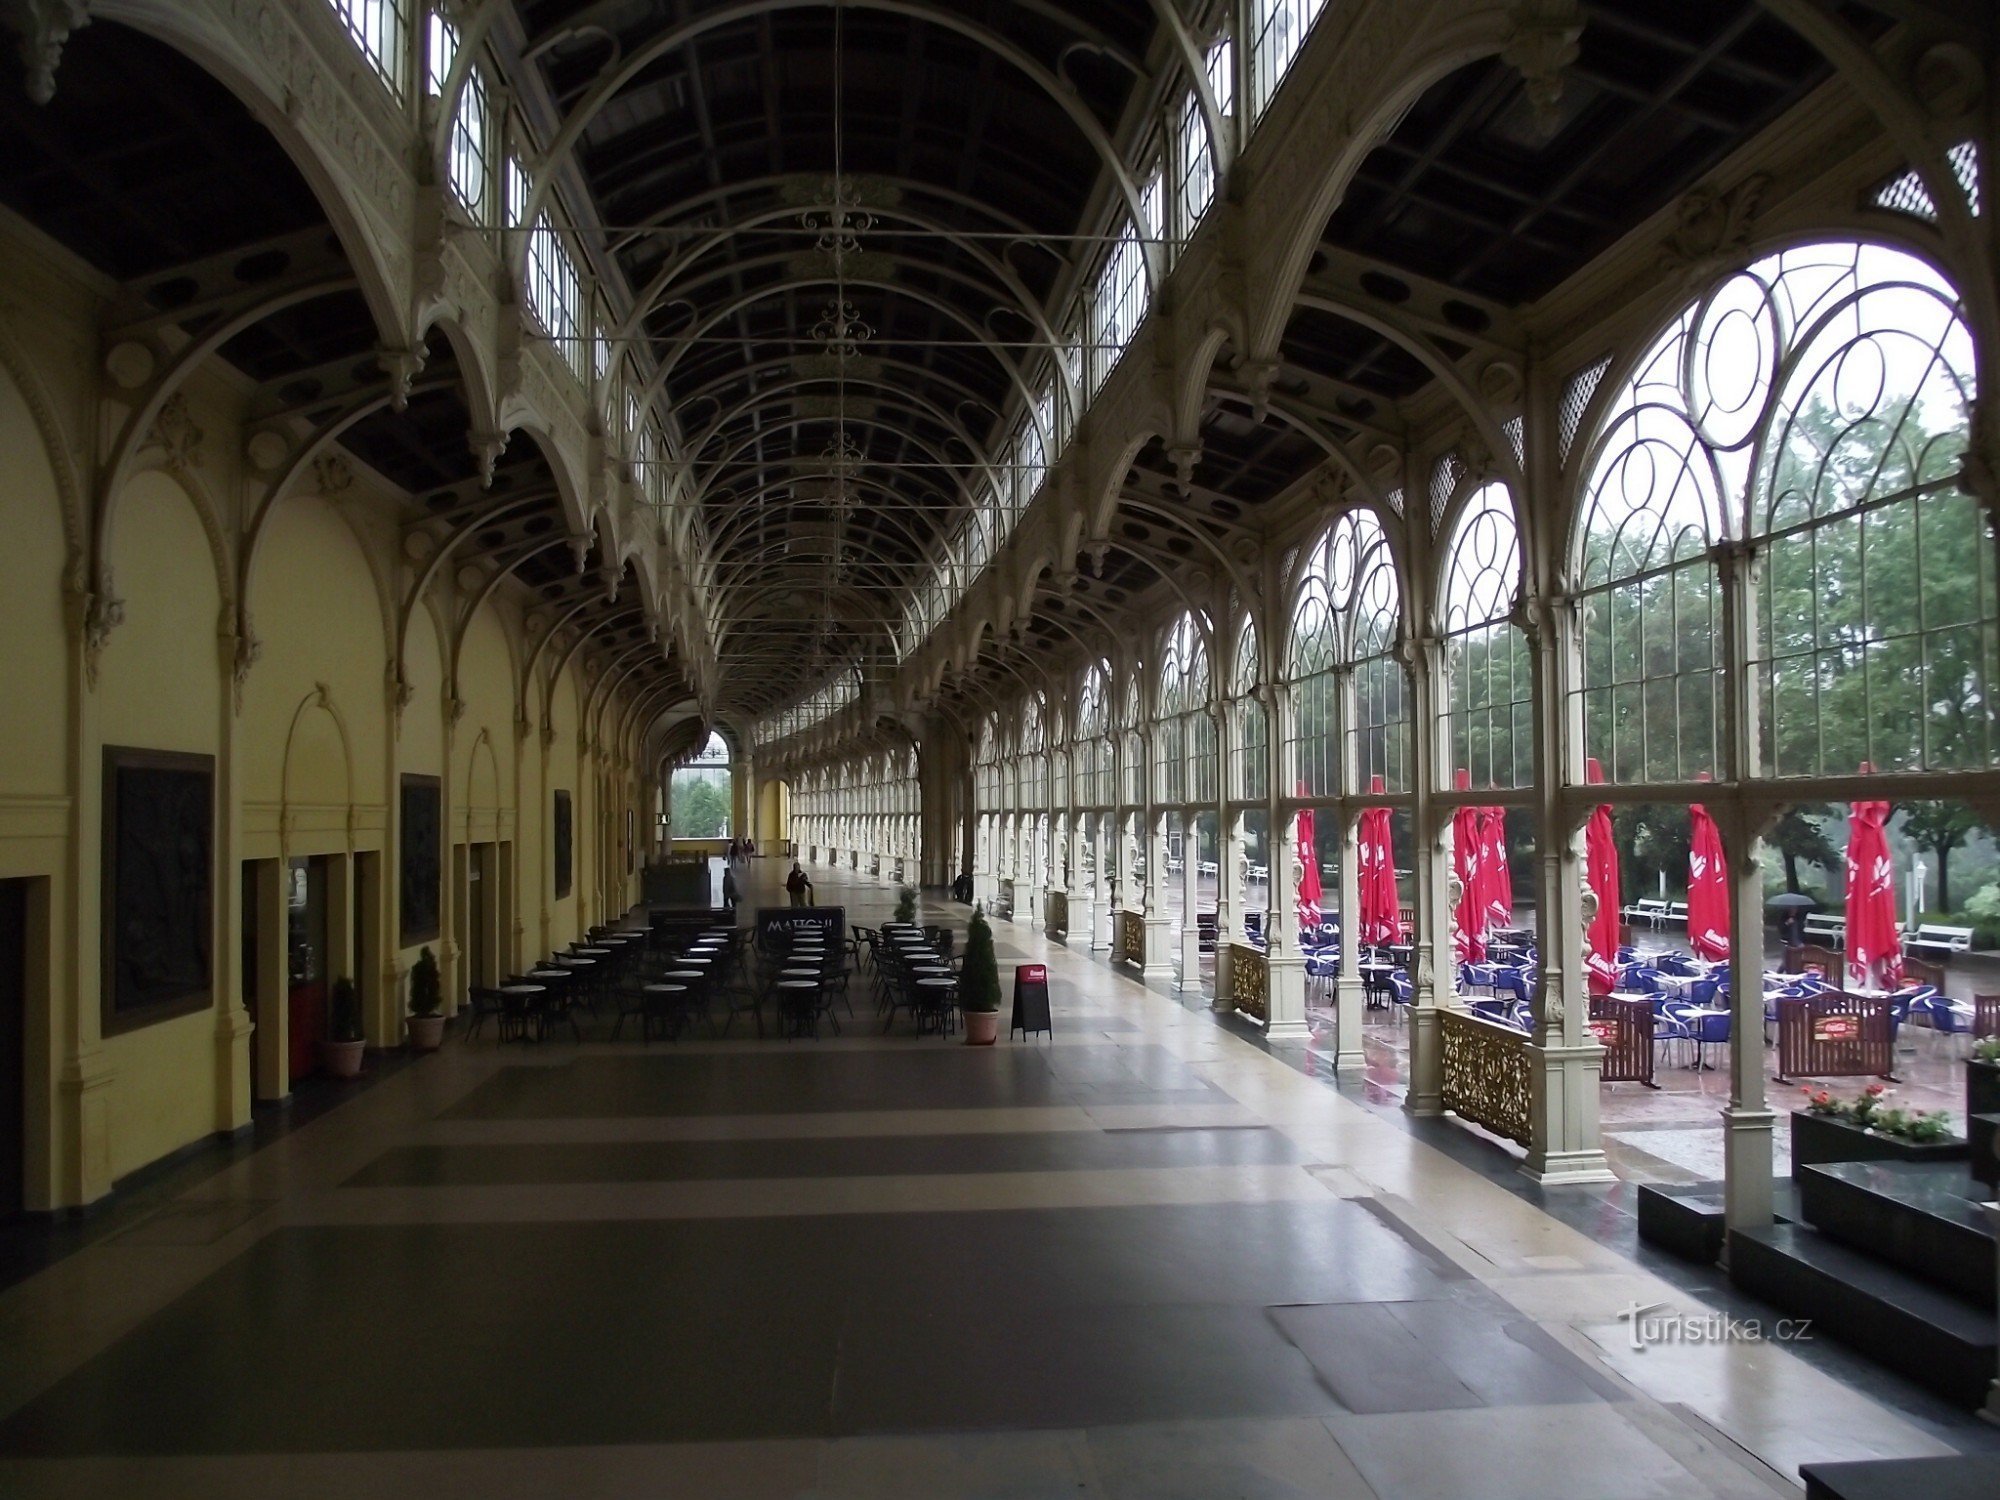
<box><xmin>959</xmin><ymin>905</ymin><xmax>1002</xmax><ymax>1046</ymax></box>
<box><xmin>894</xmin><ymin>884</ymin><xmax>919</xmax><ymax>926</ymax></box>
<box><xmin>1790</xmin><ymin>1082</ymin><xmax>1966</xmax><ymax>1179</ymax></box>
<box><xmin>406</xmin><ymin>947</ymin><xmax>445</xmax><ymax>1052</ymax></box>
<box><xmin>319</xmin><ymin>977</ymin><xmax>366</xmax><ymax>1079</ymax></box>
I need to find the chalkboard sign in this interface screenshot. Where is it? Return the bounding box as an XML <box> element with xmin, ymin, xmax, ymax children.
<box><xmin>1011</xmin><ymin>963</ymin><xmax>1052</xmax><ymax>1041</ymax></box>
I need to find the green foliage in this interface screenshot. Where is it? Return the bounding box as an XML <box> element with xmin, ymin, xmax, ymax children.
<box><xmin>1578</xmin><ymin>394</ymin><xmax>1994</xmax><ymax>784</ymax></box>
<box><xmin>1766</xmin><ymin>805</ymin><xmax>1840</xmax><ymax>896</ymax></box>
<box><xmin>408</xmin><ymin>947</ymin><xmax>442</xmax><ymax>1018</ymax></box>
<box><xmin>894</xmin><ymin>884</ymin><xmax>918</xmax><ymax>925</ymax></box>
<box><xmin>1971</xmin><ymin>1035</ymin><xmax>2000</xmax><ymax>1063</ymax></box>
<box><xmin>672</xmin><ymin>775</ymin><xmax>731</xmax><ymax>839</ymax></box>
<box><xmin>1899</xmin><ymin>800</ymin><xmax>1981</xmax><ymax>910</ymax></box>
<box><xmin>959</xmin><ymin>906</ymin><xmax>1002</xmax><ymax>1013</ymax></box>
<box><xmin>328</xmin><ymin>977</ymin><xmax>363</xmax><ymax>1043</ymax></box>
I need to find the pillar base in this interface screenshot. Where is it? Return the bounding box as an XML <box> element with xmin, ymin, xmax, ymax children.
<box><xmin>1141</xmin><ymin>915</ymin><xmax>1175</xmax><ymax>983</ymax></box>
<box><xmin>1063</xmin><ymin>893</ymin><xmax>1091</xmax><ymax>948</ymax></box>
<box><xmin>1721</xmin><ymin>1106</ymin><xmax>1778</xmax><ymax>1234</ymax></box>
<box><xmin>1524</xmin><ymin>1038</ymin><xmax>1612</xmax><ymax>1184</ymax></box>
<box><xmin>1404</xmin><ymin>1005</ymin><xmax>1445</xmax><ymax>1117</ymax></box>
<box><xmin>212</xmin><ymin>1005</ymin><xmax>255</xmax><ymax>1135</ymax></box>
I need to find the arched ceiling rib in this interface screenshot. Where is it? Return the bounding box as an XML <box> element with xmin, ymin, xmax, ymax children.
<box><xmin>516</xmin><ymin>0</ymin><xmax>1167</xmax><ymax>720</ymax></box>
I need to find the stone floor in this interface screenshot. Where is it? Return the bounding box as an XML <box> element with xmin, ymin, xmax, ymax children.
<box><xmin>0</xmin><ymin>858</ymin><xmax>1994</xmax><ymax>1498</ymax></box>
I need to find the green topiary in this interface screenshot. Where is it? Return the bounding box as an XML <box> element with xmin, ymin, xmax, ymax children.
<box><xmin>894</xmin><ymin>884</ymin><xmax>918</xmax><ymax>926</ymax></box>
<box><xmin>408</xmin><ymin>947</ymin><xmax>443</xmax><ymax>1018</ymax></box>
<box><xmin>328</xmin><ymin>977</ymin><xmax>364</xmax><ymax>1042</ymax></box>
<box><xmin>959</xmin><ymin>905</ymin><xmax>1001</xmax><ymax>1013</ymax></box>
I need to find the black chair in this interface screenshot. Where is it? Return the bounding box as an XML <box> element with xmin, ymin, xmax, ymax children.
<box><xmin>464</xmin><ymin>986</ymin><xmax>507</xmax><ymax>1040</ymax></box>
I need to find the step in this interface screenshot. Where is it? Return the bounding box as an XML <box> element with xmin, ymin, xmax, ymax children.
<box><xmin>1636</xmin><ymin>1179</ymin><xmax>1801</xmax><ymax>1265</ymax></box>
<box><xmin>1972</xmin><ymin>1113</ymin><xmax>1998</xmax><ymax>1190</ymax></box>
<box><xmin>1797</xmin><ymin>1160</ymin><xmax>1996</xmax><ymax>1309</ymax></box>
<box><xmin>1802</xmin><ymin>1454</ymin><xmax>2000</xmax><ymax>1500</ymax></box>
<box><xmin>1729</xmin><ymin>1222</ymin><xmax>1996</xmax><ymax>1409</ymax></box>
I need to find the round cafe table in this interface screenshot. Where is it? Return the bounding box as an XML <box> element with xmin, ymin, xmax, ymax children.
<box><xmin>638</xmin><ymin>982</ymin><xmax>689</xmax><ymax>1042</ymax></box>
<box><xmin>773</xmin><ymin>978</ymin><xmax>825</xmax><ymax>1037</ymax></box>
<box><xmin>574</xmin><ymin>946</ymin><xmax>611</xmax><ymax>957</ymax></box>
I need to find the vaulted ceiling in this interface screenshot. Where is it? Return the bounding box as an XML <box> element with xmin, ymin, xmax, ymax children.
<box><xmin>513</xmin><ymin>0</ymin><xmax>1166</xmax><ymax>720</ymax></box>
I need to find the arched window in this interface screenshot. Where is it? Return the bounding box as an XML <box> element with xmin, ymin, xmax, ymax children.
<box><xmin>1155</xmin><ymin>612</ymin><xmax>1213</xmax><ymax>804</ymax></box>
<box><xmin>1121</xmin><ymin>672</ymin><xmax>1146</xmax><ymax>806</ymax></box>
<box><xmin>1442</xmin><ymin>483</ymin><xmax>1531</xmax><ymax>788</ymax></box>
<box><xmin>670</xmin><ymin>732</ymin><xmax>733</xmax><ymax>840</ymax></box>
<box><xmin>1231</xmin><ymin>616</ymin><xmax>1267</xmax><ymax>801</ymax></box>
<box><xmin>1022</xmin><ymin>694</ymin><xmax>1047</xmax><ymax>810</ymax></box>
<box><xmin>1340</xmin><ymin>511</ymin><xmax>1410</xmax><ymax>792</ymax></box>
<box><xmin>1077</xmin><ymin>660</ymin><xmax>1111</xmax><ymax>806</ymax></box>
<box><xmin>1287</xmin><ymin>541</ymin><xmax>1338</xmax><ymax>795</ymax></box>
<box><xmin>1575</xmin><ymin>240</ymin><xmax>1991</xmax><ymax>779</ymax></box>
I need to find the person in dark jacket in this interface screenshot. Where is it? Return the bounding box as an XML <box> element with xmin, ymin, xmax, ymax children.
<box><xmin>785</xmin><ymin>862</ymin><xmax>812</xmax><ymax>907</ymax></box>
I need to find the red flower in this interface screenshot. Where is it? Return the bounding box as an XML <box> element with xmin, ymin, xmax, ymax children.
<box><xmin>1864</xmin><ymin>1083</ymin><xmax>1886</xmax><ymax>1097</ymax></box>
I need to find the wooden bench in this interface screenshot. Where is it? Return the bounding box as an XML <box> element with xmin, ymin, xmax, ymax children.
<box><xmin>1664</xmin><ymin>901</ymin><xmax>1689</xmax><ymax>927</ymax></box>
<box><xmin>1802</xmin><ymin>913</ymin><xmax>1847</xmax><ymax>948</ymax></box>
<box><xmin>1907</xmin><ymin>923</ymin><xmax>1974</xmax><ymax>960</ymax></box>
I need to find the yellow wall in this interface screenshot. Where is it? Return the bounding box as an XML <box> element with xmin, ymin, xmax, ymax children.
<box><xmin>0</xmin><ymin>217</ymin><xmax>654</xmax><ymax>1209</ymax></box>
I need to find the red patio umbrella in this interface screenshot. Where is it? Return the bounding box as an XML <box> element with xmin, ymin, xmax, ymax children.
<box><xmin>1482</xmin><ymin>805</ymin><xmax>1513</xmax><ymax>931</ymax></box>
<box><xmin>1584</xmin><ymin>758</ymin><xmax>1620</xmax><ymax>995</ymax></box>
<box><xmin>1846</xmin><ymin>763</ymin><xmax>1903</xmax><ymax>992</ymax></box>
<box><xmin>1452</xmin><ymin>770</ymin><xmax>1486</xmax><ymax>963</ymax></box>
<box><xmin>1686</xmin><ymin>797</ymin><xmax>1730</xmax><ymax>962</ymax></box>
<box><xmin>1358</xmin><ymin>775</ymin><xmax>1401</xmax><ymax>946</ymax></box>
<box><xmin>1294</xmin><ymin>784</ymin><xmax>1322</xmax><ymax>937</ymax></box>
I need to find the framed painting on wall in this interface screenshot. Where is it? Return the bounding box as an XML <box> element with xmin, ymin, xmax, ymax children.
<box><xmin>554</xmin><ymin>790</ymin><xmax>573</xmax><ymax>899</ymax></box>
<box><xmin>400</xmin><ymin>774</ymin><xmax>441</xmax><ymax>943</ymax></box>
<box><xmin>101</xmin><ymin>747</ymin><xmax>214</xmax><ymax>1035</ymax></box>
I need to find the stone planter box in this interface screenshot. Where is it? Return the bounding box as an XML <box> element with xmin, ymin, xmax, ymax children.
<box><xmin>1790</xmin><ymin>1108</ymin><xmax>1967</xmax><ymax>1181</ymax></box>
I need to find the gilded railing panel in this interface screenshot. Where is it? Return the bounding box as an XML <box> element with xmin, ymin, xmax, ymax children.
<box><xmin>1439</xmin><ymin>1010</ymin><xmax>1532</xmax><ymax>1147</ymax></box>
<box><xmin>1230</xmin><ymin>943</ymin><xmax>1267</xmax><ymax>1020</ymax></box>
<box><xmin>1119</xmin><ymin>911</ymin><xmax>1146</xmax><ymax>967</ymax></box>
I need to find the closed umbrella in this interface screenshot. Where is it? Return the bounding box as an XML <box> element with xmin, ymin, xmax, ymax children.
<box><xmin>1294</xmin><ymin>785</ymin><xmax>1322</xmax><ymax>937</ymax></box>
<box><xmin>1482</xmin><ymin>805</ymin><xmax>1513</xmax><ymax>931</ymax></box>
<box><xmin>1583</xmin><ymin>759</ymin><xmax>1619</xmax><ymax>995</ymax></box>
<box><xmin>1846</xmin><ymin>764</ymin><xmax>1903</xmax><ymax>993</ymax></box>
<box><xmin>1358</xmin><ymin>776</ymin><xmax>1401</xmax><ymax>947</ymax></box>
<box><xmin>1452</xmin><ymin>769</ymin><xmax>1486</xmax><ymax>963</ymax></box>
<box><xmin>1686</xmin><ymin>799</ymin><xmax>1730</xmax><ymax>962</ymax></box>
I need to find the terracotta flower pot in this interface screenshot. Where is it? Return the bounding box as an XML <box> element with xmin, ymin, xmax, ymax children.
<box><xmin>406</xmin><ymin>1014</ymin><xmax>446</xmax><ymax>1053</ymax></box>
<box><xmin>319</xmin><ymin>1038</ymin><xmax>366</xmax><ymax>1079</ymax></box>
<box><xmin>964</xmin><ymin>1009</ymin><xmax>1000</xmax><ymax>1046</ymax></box>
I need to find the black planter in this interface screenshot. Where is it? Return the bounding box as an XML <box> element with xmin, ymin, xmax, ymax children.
<box><xmin>1965</xmin><ymin>1059</ymin><xmax>2000</xmax><ymax>1120</ymax></box>
<box><xmin>1789</xmin><ymin>1108</ymin><xmax>1968</xmax><ymax>1181</ymax></box>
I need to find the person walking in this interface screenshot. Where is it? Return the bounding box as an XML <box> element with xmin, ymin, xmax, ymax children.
<box><xmin>721</xmin><ymin>864</ymin><xmax>739</xmax><ymax>915</ymax></box>
<box><xmin>786</xmin><ymin>862</ymin><xmax>812</xmax><ymax>908</ymax></box>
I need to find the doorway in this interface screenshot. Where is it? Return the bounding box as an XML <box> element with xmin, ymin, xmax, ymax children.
<box><xmin>0</xmin><ymin>879</ymin><xmax>26</xmax><ymax>1218</ymax></box>
<box><xmin>286</xmin><ymin>856</ymin><xmax>327</xmax><ymax>1084</ymax></box>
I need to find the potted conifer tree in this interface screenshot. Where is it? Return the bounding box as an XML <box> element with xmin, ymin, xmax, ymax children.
<box><xmin>320</xmin><ymin>977</ymin><xmax>366</xmax><ymax>1078</ymax></box>
<box><xmin>959</xmin><ymin>906</ymin><xmax>1002</xmax><ymax>1046</ymax></box>
<box><xmin>895</xmin><ymin>884</ymin><xmax>919</xmax><ymax>926</ymax></box>
<box><xmin>406</xmin><ymin>947</ymin><xmax>445</xmax><ymax>1052</ymax></box>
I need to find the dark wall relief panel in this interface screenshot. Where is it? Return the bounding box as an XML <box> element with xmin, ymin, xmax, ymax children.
<box><xmin>554</xmin><ymin>791</ymin><xmax>573</xmax><ymax>900</ymax></box>
<box><xmin>101</xmin><ymin>748</ymin><xmax>212</xmax><ymax>1035</ymax></box>
<box><xmin>400</xmin><ymin>774</ymin><xmax>441</xmax><ymax>944</ymax></box>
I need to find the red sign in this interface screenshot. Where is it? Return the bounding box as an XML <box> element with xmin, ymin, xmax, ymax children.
<box><xmin>1813</xmin><ymin>1014</ymin><xmax>1859</xmax><ymax>1043</ymax></box>
<box><xmin>1016</xmin><ymin>965</ymin><xmax>1046</xmax><ymax>984</ymax></box>
<box><xmin>1587</xmin><ymin>1020</ymin><xmax>1617</xmax><ymax>1046</ymax></box>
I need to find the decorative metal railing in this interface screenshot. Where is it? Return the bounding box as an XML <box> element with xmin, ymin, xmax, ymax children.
<box><xmin>1230</xmin><ymin>943</ymin><xmax>1267</xmax><ymax>1020</ymax></box>
<box><xmin>1119</xmin><ymin>910</ymin><xmax>1146</xmax><ymax>967</ymax></box>
<box><xmin>1440</xmin><ymin>1009</ymin><xmax>1532</xmax><ymax>1147</ymax></box>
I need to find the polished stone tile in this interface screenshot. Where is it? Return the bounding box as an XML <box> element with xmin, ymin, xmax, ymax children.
<box><xmin>1322</xmin><ymin>1403</ymin><xmax>1736</xmax><ymax>1500</ymax></box>
<box><xmin>811</xmin><ymin>1429</ymin><xmax>1098</xmax><ymax>1498</ymax></box>
<box><xmin>344</xmin><ymin>1126</ymin><xmax>1304</xmax><ymax>1187</ymax></box>
<box><xmin>1084</xmin><ymin>1417</ymin><xmax>1379</xmax><ymax>1500</ymax></box>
